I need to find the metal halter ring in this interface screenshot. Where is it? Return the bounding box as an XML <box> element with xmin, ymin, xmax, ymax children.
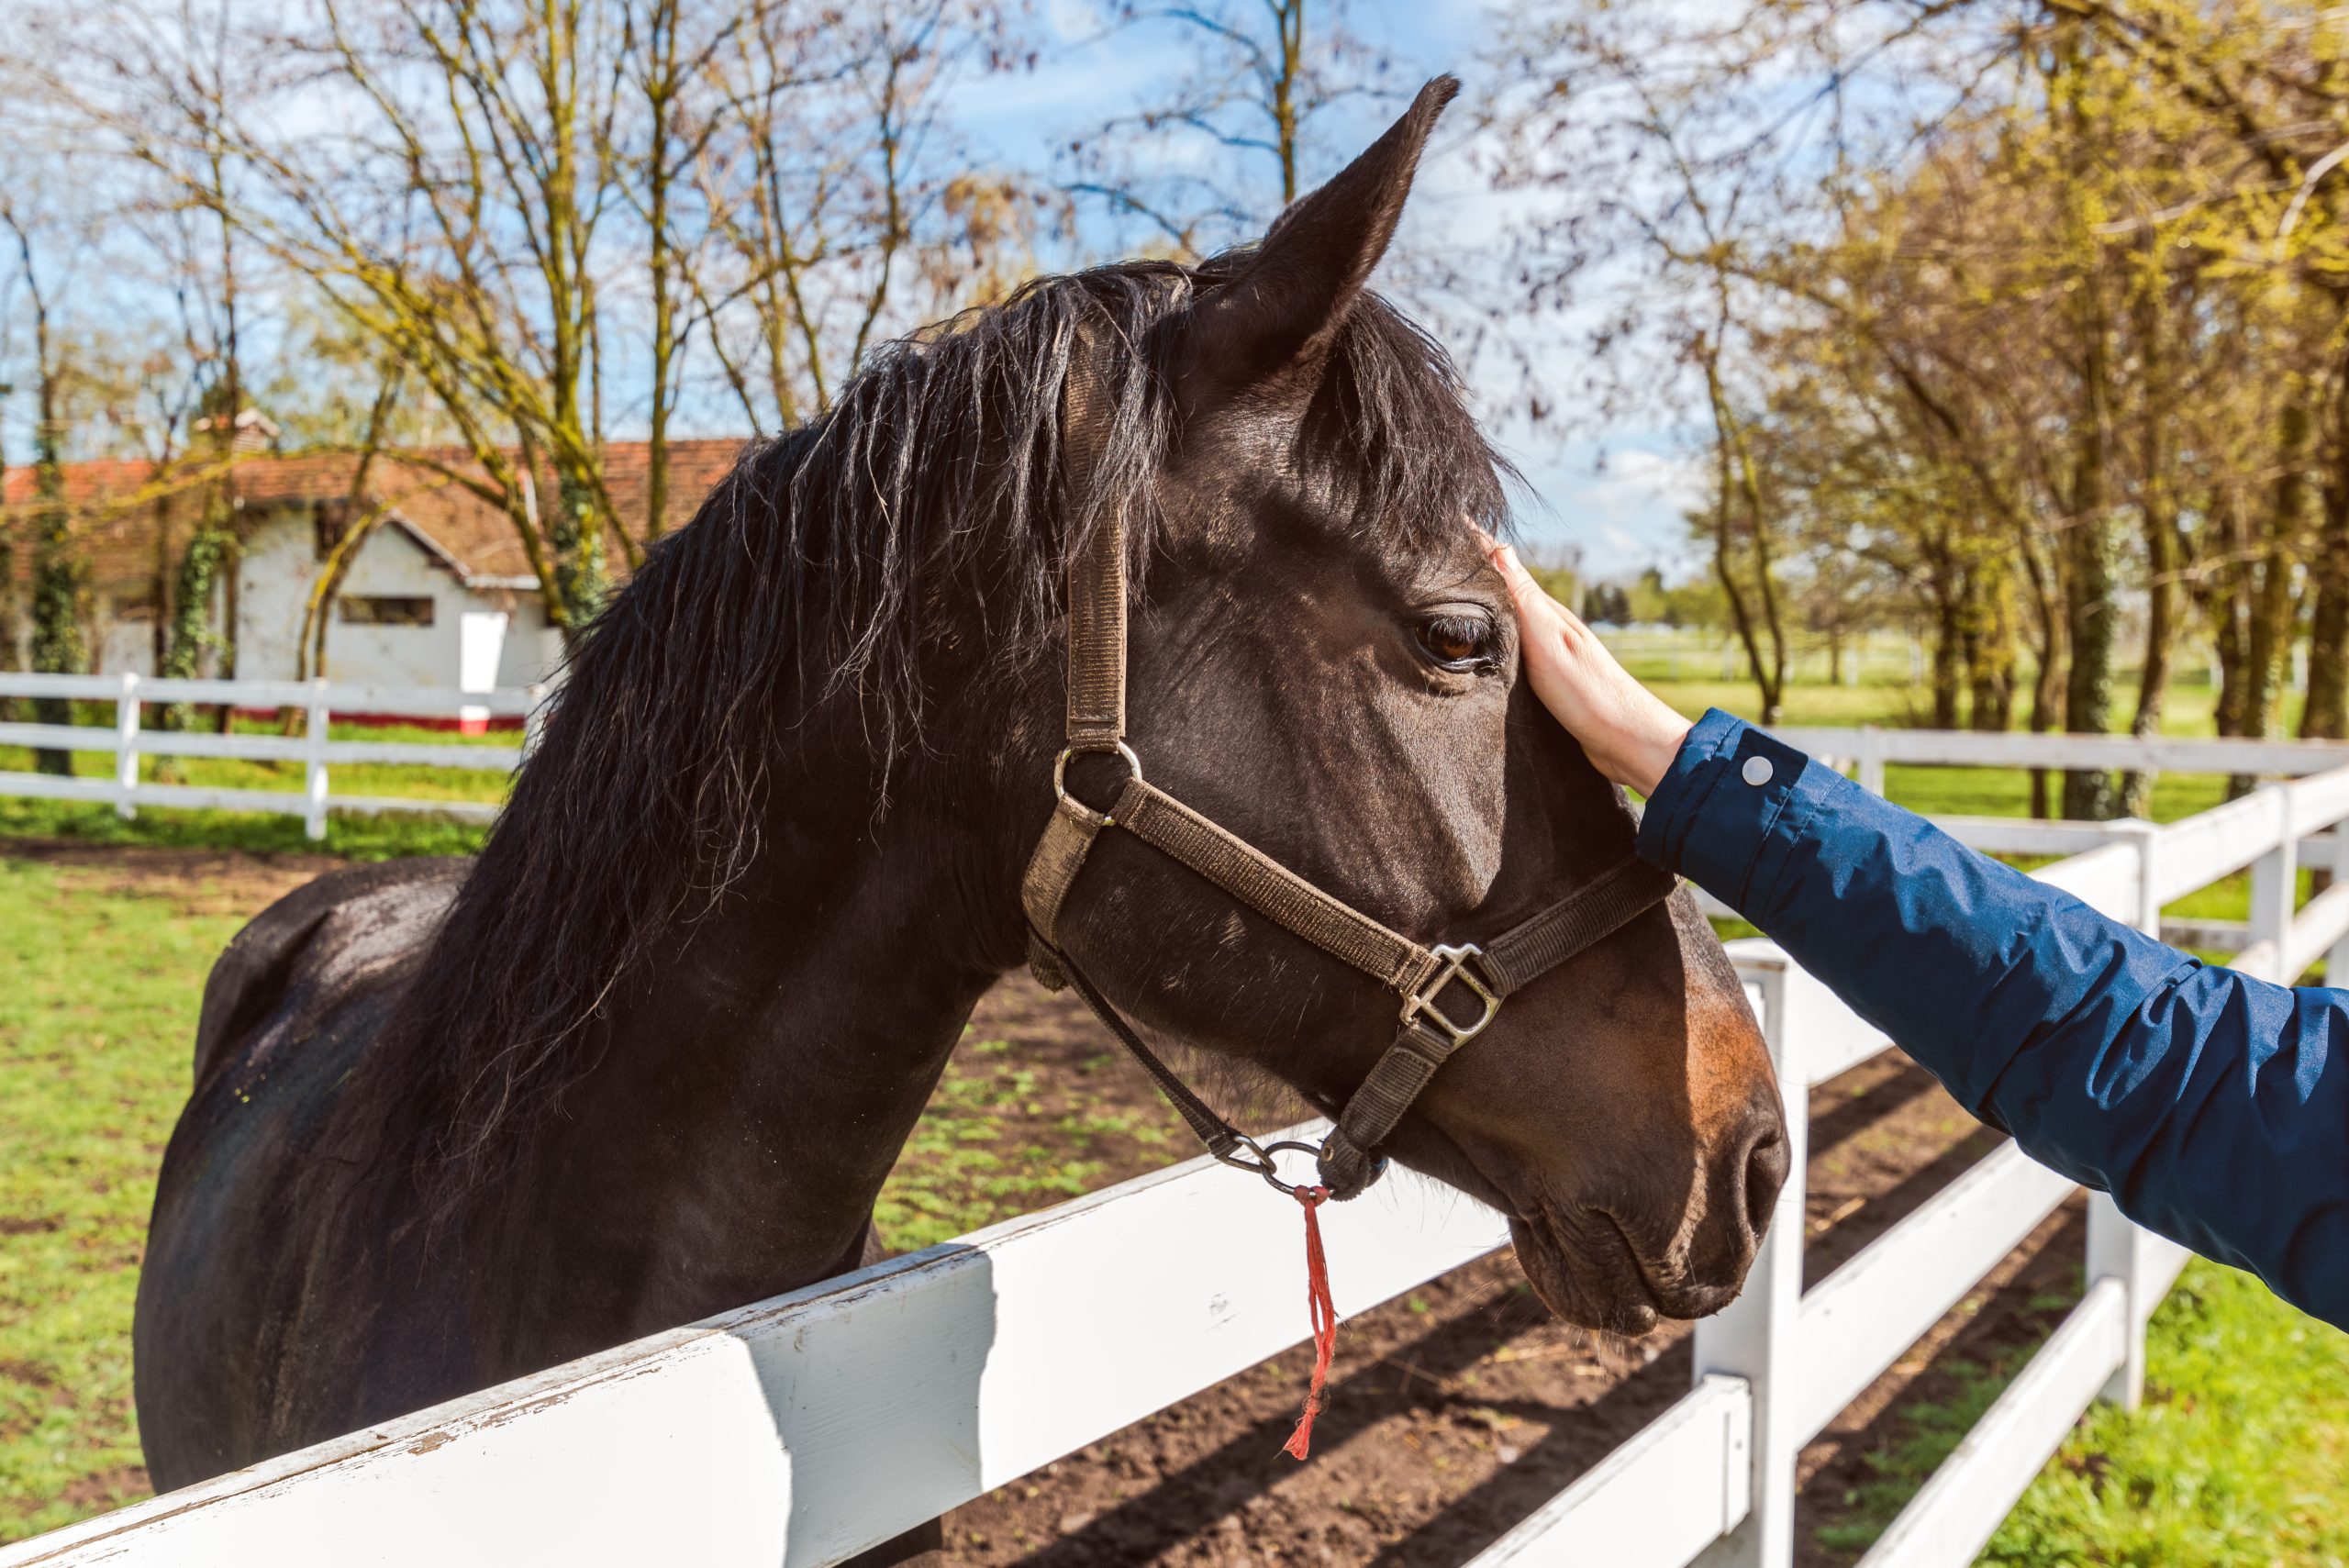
<box><xmin>1216</xmin><ymin>1136</ymin><xmax>1330</xmax><ymax>1197</ymax></box>
<box><xmin>1400</xmin><ymin>942</ymin><xmax>1501</xmax><ymax>1047</ymax></box>
<box><xmin>1052</xmin><ymin>741</ymin><xmax>1143</xmax><ymax>828</ymax></box>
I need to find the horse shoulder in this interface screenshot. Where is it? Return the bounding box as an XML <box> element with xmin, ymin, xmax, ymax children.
<box><xmin>192</xmin><ymin>856</ymin><xmax>471</xmax><ymax>1092</ymax></box>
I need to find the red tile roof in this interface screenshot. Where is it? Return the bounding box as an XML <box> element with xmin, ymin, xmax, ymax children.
<box><xmin>1</xmin><ymin>439</ymin><xmax>747</xmax><ymax>592</ymax></box>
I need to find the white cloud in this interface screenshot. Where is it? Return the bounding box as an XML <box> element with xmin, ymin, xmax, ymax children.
<box><xmin>1507</xmin><ymin>441</ymin><xmax>1709</xmax><ymax>580</ymax></box>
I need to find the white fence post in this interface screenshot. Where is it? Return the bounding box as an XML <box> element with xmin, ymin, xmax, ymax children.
<box><xmin>303</xmin><ymin>680</ymin><xmax>331</xmax><ymax>841</ymax></box>
<box><xmin>2330</xmin><ymin>818</ymin><xmax>2349</xmax><ymax>988</ymax></box>
<box><xmin>522</xmin><ymin>683</ymin><xmax>551</xmax><ymax>761</ymax></box>
<box><xmin>2082</xmin><ymin>817</ymin><xmax>2185</xmax><ymax>1409</ymax></box>
<box><xmin>1855</xmin><ymin>725</ymin><xmax>1886</xmax><ymax>796</ymax></box>
<box><xmin>2248</xmin><ymin>782</ymin><xmax>2299</xmax><ymax>978</ymax></box>
<box><xmin>1692</xmin><ymin>962</ymin><xmax>1807</xmax><ymax>1568</ymax></box>
<box><xmin>113</xmin><ymin>672</ymin><xmax>140</xmax><ymax>820</ymax></box>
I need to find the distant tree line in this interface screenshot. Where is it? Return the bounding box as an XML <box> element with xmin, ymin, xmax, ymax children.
<box><xmin>1493</xmin><ymin>0</ymin><xmax>2349</xmax><ymax>815</ymax></box>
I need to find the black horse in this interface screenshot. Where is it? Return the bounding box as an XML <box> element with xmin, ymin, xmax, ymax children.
<box><xmin>135</xmin><ymin>80</ymin><xmax>1787</xmax><ymax>1513</ymax></box>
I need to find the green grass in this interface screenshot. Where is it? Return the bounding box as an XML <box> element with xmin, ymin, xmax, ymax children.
<box><xmin>0</xmin><ymin>857</ymin><xmax>249</xmax><ymax>1541</ymax></box>
<box><xmin>871</xmin><ymin>1038</ymin><xmax>1174</xmax><ymax>1252</ymax></box>
<box><xmin>1635</xmin><ymin>663</ymin><xmax>2283</xmax><ymax>739</ymax></box>
<box><xmin>0</xmin><ymin>797</ymin><xmax>487</xmax><ymax>862</ymax></box>
<box><xmin>1820</xmin><ymin>1263</ymin><xmax>2349</xmax><ymax>1564</ymax></box>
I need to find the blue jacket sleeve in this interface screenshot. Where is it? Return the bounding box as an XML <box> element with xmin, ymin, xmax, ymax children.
<box><xmin>1637</xmin><ymin>707</ymin><xmax>2349</xmax><ymax>1327</ymax></box>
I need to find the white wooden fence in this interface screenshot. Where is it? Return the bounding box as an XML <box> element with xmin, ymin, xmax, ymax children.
<box><xmin>1778</xmin><ymin>723</ymin><xmax>2349</xmax><ymax>795</ymax></box>
<box><xmin>0</xmin><ymin>673</ymin><xmax>542</xmax><ymax>839</ymax></box>
<box><xmin>6</xmin><ymin>731</ymin><xmax>2346</xmax><ymax>1568</ymax></box>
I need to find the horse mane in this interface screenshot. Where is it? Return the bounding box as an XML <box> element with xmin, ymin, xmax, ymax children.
<box><xmin>371</xmin><ymin>254</ymin><xmax>1513</xmax><ymax>1215</ymax></box>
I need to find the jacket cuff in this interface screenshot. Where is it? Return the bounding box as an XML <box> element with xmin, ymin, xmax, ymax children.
<box><xmin>1634</xmin><ymin>707</ymin><xmax>1816</xmax><ymax>907</ymax></box>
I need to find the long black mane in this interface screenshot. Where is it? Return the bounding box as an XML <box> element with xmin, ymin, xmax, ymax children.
<box><xmin>373</xmin><ymin>255</ymin><xmax>1511</xmax><ymax>1214</ymax></box>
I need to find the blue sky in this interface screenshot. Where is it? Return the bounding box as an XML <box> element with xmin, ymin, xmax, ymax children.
<box><xmin>949</xmin><ymin>0</ymin><xmax>1706</xmax><ymax>582</ymax></box>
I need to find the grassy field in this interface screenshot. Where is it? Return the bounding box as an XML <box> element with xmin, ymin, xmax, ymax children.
<box><xmin>1818</xmin><ymin>1261</ymin><xmax>2349</xmax><ymax>1565</ymax></box>
<box><xmin>0</xmin><ymin>856</ymin><xmax>242</xmax><ymax>1540</ymax></box>
<box><xmin>4</xmin><ymin>666</ymin><xmax>2347</xmax><ymax>1558</ymax></box>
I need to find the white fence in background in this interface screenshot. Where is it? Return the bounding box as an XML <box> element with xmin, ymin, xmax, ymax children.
<box><xmin>0</xmin><ymin>673</ymin><xmax>543</xmax><ymax>839</ymax></box>
<box><xmin>1778</xmin><ymin>723</ymin><xmax>2349</xmax><ymax>794</ymax></box>
<box><xmin>6</xmin><ymin>735</ymin><xmax>2348</xmax><ymax>1568</ymax></box>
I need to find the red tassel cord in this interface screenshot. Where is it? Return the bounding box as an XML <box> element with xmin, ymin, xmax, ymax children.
<box><xmin>1282</xmin><ymin>1185</ymin><xmax>1339</xmax><ymax>1461</ymax></box>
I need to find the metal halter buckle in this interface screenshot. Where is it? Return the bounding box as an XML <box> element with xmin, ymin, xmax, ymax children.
<box><xmin>1400</xmin><ymin>943</ymin><xmax>1500</xmax><ymax>1046</ymax></box>
<box><xmin>1216</xmin><ymin>1136</ymin><xmax>1329</xmax><ymax>1196</ymax></box>
<box><xmin>1052</xmin><ymin>741</ymin><xmax>1143</xmax><ymax>828</ymax></box>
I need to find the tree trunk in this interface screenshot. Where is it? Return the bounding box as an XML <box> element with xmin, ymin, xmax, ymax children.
<box><xmin>1702</xmin><ymin>351</ymin><xmax>1787</xmax><ymax>726</ymax></box>
<box><xmin>2054</xmin><ymin>28</ymin><xmax>2118</xmax><ymax>819</ymax></box>
<box><xmin>2060</xmin><ymin>317</ymin><xmax>2119</xmax><ymax>818</ymax></box>
<box><xmin>2019</xmin><ymin>522</ymin><xmax>2065</xmax><ymax>818</ymax></box>
<box><xmin>2120</xmin><ymin>495</ymin><xmax>2183</xmax><ymax>817</ymax></box>
<box><xmin>28</xmin><ymin>419</ymin><xmax>83</xmax><ymax>777</ymax></box>
<box><xmin>551</xmin><ymin>464</ymin><xmax>611</xmax><ymax>648</ymax></box>
<box><xmin>1931</xmin><ymin>581</ymin><xmax>1964</xmax><ymax>730</ymax></box>
<box><xmin>12</xmin><ymin>221</ymin><xmax>83</xmax><ymax>774</ymax></box>
<box><xmin>1967</xmin><ymin>566</ymin><xmax>2018</xmax><ymax>732</ymax></box>
<box><xmin>2239</xmin><ymin>396</ymin><xmax>2314</xmax><ymax>793</ymax></box>
<box><xmin>2204</xmin><ymin>493</ymin><xmax>2255</xmax><ymax>795</ymax></box>
<box><xmin>2304</xmin><ymin>437</ymin><xmax>2349</xmax><ymax>739</ymax></box>
<box><xmin>159</xmin><ymin>519</ymin><xmax>234</xmax><ymax>729</ymax></box>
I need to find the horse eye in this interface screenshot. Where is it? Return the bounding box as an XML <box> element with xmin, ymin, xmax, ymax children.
<box><xmin>1416</xmin><ymin>614</ymin><xmax>1493</xmax><ymax>671</ymax></box>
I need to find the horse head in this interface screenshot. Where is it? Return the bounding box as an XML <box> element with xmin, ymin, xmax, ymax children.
<box><xmin>1019</xmin><ymin>78</ymin><xmax>1787</xmax><ymax>1333</ymax></box>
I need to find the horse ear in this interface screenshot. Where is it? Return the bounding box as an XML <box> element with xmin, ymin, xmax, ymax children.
<box><xmin>1178</xmin><ymin>75</ymin><xmax>1458</xmax><ymax>395</ymax></box>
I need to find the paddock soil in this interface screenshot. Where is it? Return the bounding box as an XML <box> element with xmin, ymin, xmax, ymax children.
<box><xmin>6</xmin><ymin>841</ymin><xmax>2082</xmax><ymax>1563</ymax></box>
<box><xmin>932</xmin><ymin>987</ymin><xmax>2085</xmax><ymax>1568</ymax></box>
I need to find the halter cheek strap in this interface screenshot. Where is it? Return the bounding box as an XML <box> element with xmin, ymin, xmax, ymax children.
<box><xmin>1022</xmin><ymin>325</ymin><xmax>1679</xmax><ymax>1200</ymax></box>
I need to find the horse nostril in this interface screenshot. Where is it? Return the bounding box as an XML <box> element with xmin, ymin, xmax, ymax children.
<box><xmin>1742</xmin><ymin>1123</ymin><xmax>1789</xmax><ymax>1240</ymax></box>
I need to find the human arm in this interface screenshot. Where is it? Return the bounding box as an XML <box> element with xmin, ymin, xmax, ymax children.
<box><xmin>1493</xmin><ymin>545</ymin><xmax>2349</xmax><ymax>1325</ymax></box>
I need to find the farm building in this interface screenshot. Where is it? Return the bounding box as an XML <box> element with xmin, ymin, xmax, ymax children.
<box><xmin>1</xmin><ymin>422</ymin><xmax>744</xmax><ymax>710</ymax></box>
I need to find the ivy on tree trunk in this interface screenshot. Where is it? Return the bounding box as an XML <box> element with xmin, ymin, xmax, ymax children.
<box><xmin>28</xmin><ymin>462</ymin><xmax>87</xmax><ymax>777</ymax></box>
<box><xmin>159</xmin><ymin>514</ymin><xmax>235</xmax><ymax>737</ymax></box>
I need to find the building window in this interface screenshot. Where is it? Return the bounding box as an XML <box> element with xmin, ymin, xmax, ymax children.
<box><xmin>340</xmin><ymin>595</ymin><xmax>436</xmax><ymax>628</ymax></box>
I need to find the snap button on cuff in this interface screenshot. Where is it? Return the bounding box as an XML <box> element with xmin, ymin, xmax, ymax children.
<box><xmin>1741</xmin><ymin>756</ymin><xmax>1776</xmax><ymax>787</ymax></box>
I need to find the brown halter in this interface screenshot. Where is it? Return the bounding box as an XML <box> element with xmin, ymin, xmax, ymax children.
<box><xmin>1020</xmin><ymin>335</ymin><xmax>1679</xmax><ymax>1200</ymax></box>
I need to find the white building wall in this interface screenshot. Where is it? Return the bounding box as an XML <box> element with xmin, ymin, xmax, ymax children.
<box><xmin>494</xmin><ymin>595</ymin><xmax>566</xmax><ymax>687</ymax></box>
<box><xmin>230</xmin><ymin>510</ymin><xmax>325</xmax><ymax>683</ymax></box>
<box><xmin>95</xmin><ymin>602</ymin><xmax>158</xmax><ymax>677</ymax></box>
<box><xmin>233</xmin><ymin>509</ymin><xmax>560</xmax><ymax>690</ymax></box>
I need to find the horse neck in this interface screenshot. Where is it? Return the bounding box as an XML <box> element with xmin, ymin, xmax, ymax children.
<box><xmin>480</xmin><ymin>749</ymin><xmax>1021</xmax><ymax>1358</ymax></box>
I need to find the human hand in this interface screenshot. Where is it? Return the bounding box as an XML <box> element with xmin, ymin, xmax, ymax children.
<box><xmin>1488</xmin><ymin>542</ymin><xmax>1693</xmax><ymax>796</ymax></box>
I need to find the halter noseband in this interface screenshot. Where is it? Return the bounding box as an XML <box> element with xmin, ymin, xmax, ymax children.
<box><xmin>1019</xmin><ymin>331</ymin><xmax>1679</xmax><ymax>1201</ymax></box>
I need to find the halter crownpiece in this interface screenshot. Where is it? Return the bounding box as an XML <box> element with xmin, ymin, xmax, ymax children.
<box><xmin>1021</xmin><ymin>324</ymin><xmax>1680</xmax><ymax>1200</ymax></box>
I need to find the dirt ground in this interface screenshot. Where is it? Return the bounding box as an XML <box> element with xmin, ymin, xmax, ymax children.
<box><xmin>16</xmin><ymin>842</ymin><xmax>2082</xmax><ymax>1564</ymax></box>
<box><xmin>3</xmin><ymin>839</ymin><xmax>347</xmax><ymax>919</ymax></box>
<box><xmin>928</xmin><ymin>1041</ymin><xmax>2085</xmax><ymax>1568</ymax></box>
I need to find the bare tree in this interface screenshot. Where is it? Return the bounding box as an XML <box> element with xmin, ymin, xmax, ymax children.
<box><xmin>1063</xmin><ymin>0</ymin><xmax>1397</xmax><ymax>254</ymax></box>
<box><xmin>43</xmin><ymin>0</ymin><xmax>1038</xmax><ymax>649</ymax></box>
<box><xmin>1</xmin><ymin>198</ymin><xmax>89</xmax><ymax>773</ymax></box>
<box><xmin>674</xmin><ymin>0</ymin><xmax>1041</xmax><ymax>439</ymax></box>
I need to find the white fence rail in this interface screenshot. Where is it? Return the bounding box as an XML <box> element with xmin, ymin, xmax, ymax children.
<box><xmin>1780</xmin><ymin>723</ymin><xmax>2349</xmax><ymax>794</ymax></box>
<box><xmin>0</xmin><ymin>673</ymin><xmax>543</xmax><ymax>839</ymax></box>
<box><xmin>6</xmin><ymin>733</ymin><xmax>2347</xmax><ymax>1568</ymax></box>
<box><xmin>0</xmin><ymin>1132</ymin><xmax>1511</xmax><ymax>1568</ymax></box>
